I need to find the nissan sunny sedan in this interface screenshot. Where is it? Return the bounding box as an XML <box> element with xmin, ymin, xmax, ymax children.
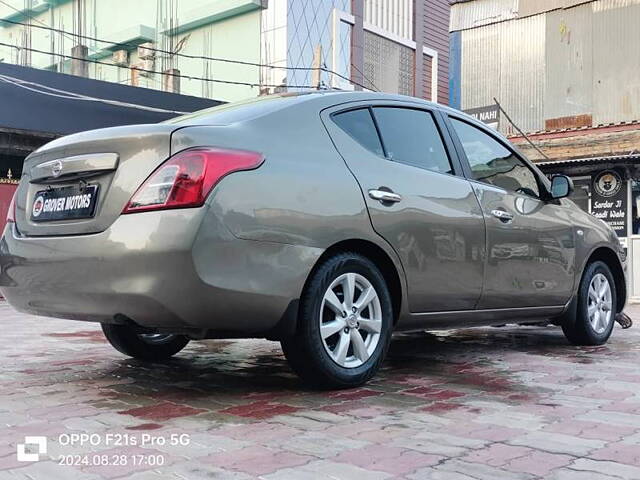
<box><xmin>0</xmin><ymin>91</ymin><xmax>627</xmax><ymax>388</ymax></box>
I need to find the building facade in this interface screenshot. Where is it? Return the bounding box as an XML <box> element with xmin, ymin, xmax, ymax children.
<box><xmin>1</xmin><ymin>1</ymin><xmax>452</xmax><ymax>103</ymax></box>
<box><xmin>0</xmin><ymin>0</ymin><xmax>266</xmax><ymax>101</ymax></box>
<box><xmin>260</xmin><ymin>0</ymin><xmax>450</xmax><ymax>102</ymax></box>
<box><xmin>449</xmin><ymin>0</ymin><xmax>640</xmax><ymax>299</ymax></box>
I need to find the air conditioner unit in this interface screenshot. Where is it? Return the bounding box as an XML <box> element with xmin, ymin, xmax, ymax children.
<box><xmin>138</xmin><ymin>42</ymin><xmax>156</xmax><ymax>60</ymax></box>
<box><xmin>112</xmin><ymin>49</ymin><xmax>129</xmax><ymax>66</ymax></box>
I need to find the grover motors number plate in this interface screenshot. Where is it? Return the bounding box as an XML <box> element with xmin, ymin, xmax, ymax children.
<box><xmin>31</xmin><ymin>184</ymin><xmax>99</xmax><ymax>222</ymax></box>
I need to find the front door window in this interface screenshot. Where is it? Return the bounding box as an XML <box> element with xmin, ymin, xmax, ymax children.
<box><xmin>450</xmin><ymin>118</ymin><xmax>541</xmax><ymax>198</ymax></box>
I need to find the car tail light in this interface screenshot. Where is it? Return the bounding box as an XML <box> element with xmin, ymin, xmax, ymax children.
<box><xmin>6</xmin><ymin>190</ymin><xmax>17</xmax><ymax>223</ymax></box>
<box><xmin>123</xmin><ymin>147</ymin><xmax>264</xmax><ymax>214</ymax></box>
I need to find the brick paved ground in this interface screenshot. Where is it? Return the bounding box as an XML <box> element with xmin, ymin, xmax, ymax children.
<box><xmin>1</xmin><ymin>301</ymin><xmax>639</xmax><ymax>479</ymax></box>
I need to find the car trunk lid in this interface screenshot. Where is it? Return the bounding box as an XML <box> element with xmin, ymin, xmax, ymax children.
<box><xmin>15</xmin><ymin>124</ymin><xmax>177</xmax><ymax>237</ymax></box>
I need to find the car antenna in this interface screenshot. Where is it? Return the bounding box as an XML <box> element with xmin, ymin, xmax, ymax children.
<box><xmin>493</xmin><ymin>97</ymin><xmax>550</xmax><ymax>160</ymax></box>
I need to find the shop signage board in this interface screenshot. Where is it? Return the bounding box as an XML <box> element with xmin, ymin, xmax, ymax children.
<box><xmin>463</xmin><ymin>105</ymin><xmax>500</xmax><ymax>129</ymax></box>
<box><xmin>591</xmin><ymin>170</ymin><xmax>627</xmax><ymax>237</ymax></box>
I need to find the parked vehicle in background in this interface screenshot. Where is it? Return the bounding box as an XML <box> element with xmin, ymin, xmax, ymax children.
<box><xmin>0</xmin><ymin>92</ymin><xmax>627</xmax><ymax>388</ymax></box>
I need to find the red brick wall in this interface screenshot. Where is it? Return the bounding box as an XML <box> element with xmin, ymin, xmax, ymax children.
<box><xmin>0</xmin><ymin>183</ymin><xmax>17</xmax><ymax>233</ymax></box>
<box><xmin>423</xmin><ymin>0</ymin><xmax>451</xmax><ymax>104</ymax></box>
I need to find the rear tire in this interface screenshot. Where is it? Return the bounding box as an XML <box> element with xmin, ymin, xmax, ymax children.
<box><xmin>281</xmin><ymin>252</ymin><xmax>393</xmax><ymax>389</ymax></box>
<box><xmin>562</xmin><ymin>261</ymin><xmax>616</xmax><ymax>346</ymax></box>
<box><xmin>101</xmin><ymin>324</ymin><xmax>190</xmax><ymax>360</ymax></box>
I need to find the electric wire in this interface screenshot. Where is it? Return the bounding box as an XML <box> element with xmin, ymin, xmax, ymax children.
<box><xmin>0</xmin><ymin>72</ymin><xmax>191</xmax><ymax>114</ymax></box>
<box><xmin>0</xmin><ymin>16</ymin><xmax>373</xmax><ymax>90</ymax></box>
<box><xmin>350</xmin><ymin>62</ymin><xmax>379</xmax><ymax>92</ymax></box>
<box><xmin>0</xmin><ymin>0</ymin><xmax>102</xmax><ymax>56</ymax></box>
<box><xmin>0</xmin><ymin>41</ymin><xmax>321</xmax><ymax>88</ymax></box>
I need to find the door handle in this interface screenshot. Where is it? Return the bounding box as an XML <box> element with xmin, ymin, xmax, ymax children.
<box><xmin>368</xmin><ymin>189</ymin><xmax>402</xmax><ymax>204</ymax></box>
<box><xmin>491</xmin><ymin>209</ymin><xmax>514</xmax><ymax>222</ymax></box>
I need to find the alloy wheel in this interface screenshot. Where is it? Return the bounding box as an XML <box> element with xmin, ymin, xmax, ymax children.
<box><xmin>319</xmin><ymin>272</ymin><xmax>382</xmax><ymax>368</ymax></box>
<box><xmin>138</xmin><ymin>333</ymin><xmax>177</xmax><ymax>345</ymax></box>
<box><xmin>587</xmin><ymin>273</ymin><xmax>613</xmax><ymax>334</ymax></box>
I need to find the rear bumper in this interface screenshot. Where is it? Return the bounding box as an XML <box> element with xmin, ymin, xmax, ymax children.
<box><xmin>0</xmin><ymin>208</ymin><xmax>322</xmax><ymax>335</ymax></box>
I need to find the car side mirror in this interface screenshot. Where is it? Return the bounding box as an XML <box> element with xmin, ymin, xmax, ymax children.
<box><xmin>550</xmin><ymin>175</ymin><xmax>574</xmax><ymax>199</ymax></box>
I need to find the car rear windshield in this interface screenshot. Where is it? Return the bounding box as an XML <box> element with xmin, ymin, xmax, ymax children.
<box><xmin>165</xmin><ymin>93</ymin><xmax>306</xmax><ymax>126</ymax></box>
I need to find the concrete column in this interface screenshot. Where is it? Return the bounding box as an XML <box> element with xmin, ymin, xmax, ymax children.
<box><xmin>163</xmin><ymin>69</ymin><xmax>181</xmax><ymax>94</ymax></box>
<box><xmin>351</xmin><ymin>0</ymin><xmax>365</xmax><ymax>90</ymax></box>
<box><xmin>311</xmin><ymin>45</ymin><xmax>323</xmax><ymax>88</ymax></box>
<box><xmin>413</xmin><ymin>0</ymin><xmax>425</xmax><ymax>98</ymax></box>
<box><xmin>71</xmin><ymin>45</ymin><xmax>89</xmax><ymax>78</ymax></box>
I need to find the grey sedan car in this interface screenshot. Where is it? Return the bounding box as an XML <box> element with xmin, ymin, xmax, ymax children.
<box><xmin>0</xmin><ymin>92</ymin><xmax>627</xmax><ymax>388</ymax></box>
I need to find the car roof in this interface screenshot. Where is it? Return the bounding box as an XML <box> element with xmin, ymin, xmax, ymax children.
<box><xmin>165</xmin><ymin>90</ymin><xmax>485</xmax><ymax>131</ymax></box>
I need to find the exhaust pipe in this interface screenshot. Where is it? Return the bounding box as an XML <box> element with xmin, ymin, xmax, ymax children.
<box><xmin>615</xmin><ymin>312</ymin><xmax>633</xmax><ymax>329</ymax></box>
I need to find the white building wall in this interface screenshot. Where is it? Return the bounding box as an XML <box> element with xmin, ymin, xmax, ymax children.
<box><xmin>0</xmin><ymin>0</ymin><xmax>264</xmax><ymax>102</ymax></box>
<box><xmin>364</xmin><ymin>0</ymin><xmax>413</xmax><ymax>40</ymax></box>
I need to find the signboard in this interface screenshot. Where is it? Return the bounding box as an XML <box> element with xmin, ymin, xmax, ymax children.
<box><xmin>591</xmin><ymin>170</ymin><xmax>627</xmax><ymax>237</ymax></box>
<box><xmin>0</xmin><ymin>167</ymin><xmax>19</xmax><ymax>184</ymax></box>
<box><xmin>464</xmin><ymin>105</ymin><xmax>500</xmax><ymax>130</ymax></box>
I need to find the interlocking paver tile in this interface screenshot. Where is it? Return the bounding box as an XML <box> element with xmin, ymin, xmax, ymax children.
<box><xmin>543</xmin><ymin>419</ymin><xmax>637</xmax><ymax>442</ymax></box>
<box><xmin>263</xmin><ymin>459</ymin><xmax>392</xmax><ymax>480</ymax></box>
<box><xmin>118</xmin><ymin>403</ymin><xmax>203</xmax><ymax>422</ymax></box>
<box><xmin>575</xmin><ymin>410</ymin><xmax>640</xmax><ymax>428</ymax></box>
<box><xmin>547</xmin><ymin>470</ymin><xmax>622</xmax><ymax>480</ymax></box>
<box><xmin>7</xmin><ymin>461</ymin><xmax>101</xmax><ymax>480</ymax></box>
<box><xmin>391</xmin><ymin>434</ymin><xmax>472</xmax><ymax>457</ymax></box>
<box><xmin>200</xmin><ymin>445</ymin><xmax>312</xmax><ymax>475</ymax></box>
<box><xmin>219</xmin><ymin>401</ymin><xmax>300</xmax><ymax>420</ymax></box>
<box><xmin>333</xmin><ymin>444</ymin><xmax>443</xmax><ymax>475</ymax></box>
<box><xmin>462</xmin><ymin>443</ymin><xmax>533</xmax><ymax>467</ymax></box>
<box><xmin>434</xmin><ymin>458</ymin><xmax>536</xmax><ymax>480</ymax></box>
<box><xmin>569</xmin><ymin>458</ymin><xmax>640</xmax><ymax>479</ymax></box>
<box><xmin>504</xmin><ymin>450</ymin><xmax>574</xmax><ymax>477</ymax></box>
<box><xmin>213</xmin><ymin>422</ymin><xmax>302</xmax><ymax>443</ymax></box>
<box><xmin>591</xmin><ymin>442</ymin><xmax>640</xmax><ymax>466</ymax></box>
<box><xmin>169</xmin><ymin>462</ymin><xmax>255</xmax><ymax>480</ymax></box>
<box><xmin>507</xmin><ymin>431</ymin><xmax>606</xmax><ymax>456</ymax></box>
<box><xmin>3</xmin><ymin>301</ymin><xmax>640</xmax><ymax>479</ymax></box>
<box><xmin>274</xmin><ymin>430</ymin><xmax>368</xmax><ymax>458</ymax></box>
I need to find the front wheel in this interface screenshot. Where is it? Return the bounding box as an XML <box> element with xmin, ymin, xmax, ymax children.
<box><xmin>281</xmin><ymin>252</ymin><xmax>393</xmax><ymax>389</ymax></box>
<box><xmin>101</xmin><ymin>324</ymin><xmax>190</xmax><ymax>360</ymax></box>
<box><xmin>562</xmin><ymin>261</ymin><xmax>617</xmax><ymax>346</ymax></box>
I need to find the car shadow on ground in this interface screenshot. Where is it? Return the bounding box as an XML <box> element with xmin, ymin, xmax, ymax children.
<box><xmin>85</xmin><ymin>325</ymin><xmax>619</xmax><ymax>403</ymax></box>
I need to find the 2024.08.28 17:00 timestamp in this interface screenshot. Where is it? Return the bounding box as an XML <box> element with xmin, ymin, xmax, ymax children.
<box><xmin>58</xmin><ymin>453</ymin><xmax>166</xmax><ymax>467</ymax></box>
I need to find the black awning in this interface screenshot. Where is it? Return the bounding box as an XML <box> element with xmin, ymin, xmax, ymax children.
<box><xmin>0</xmin><ymin>63</ymin><xmax>222</xmax><ymax>135</ymax></box>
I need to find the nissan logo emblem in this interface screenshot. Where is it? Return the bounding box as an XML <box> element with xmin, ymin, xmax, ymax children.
<box><xmin>51</xmin><ymin>160</ymin><xmax>63</xmax><ymax>178</ymax></box>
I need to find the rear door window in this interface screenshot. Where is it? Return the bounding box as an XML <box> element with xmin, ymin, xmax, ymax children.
<box><xmin>372</xmin><ymin>107</ymin><xmax>453</xmax><ymax>174</ymax></box>
<box><xmin>332</xmin><ymin>108</ymin><xmax>384</xmax><ymax>157</ymax></box>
